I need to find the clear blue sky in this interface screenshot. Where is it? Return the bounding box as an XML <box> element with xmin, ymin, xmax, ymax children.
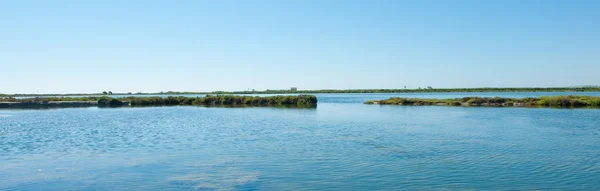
<box><xmin>1</xmin><ymin>0</ymin><xmax>598</xmax><ymax>94</ymax></box>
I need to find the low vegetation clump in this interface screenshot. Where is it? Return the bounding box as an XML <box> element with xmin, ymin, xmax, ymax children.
<box><xmin>97</xmin><ymin>97</ymin><xmax>125</xmax><ymax>107</ymax></box>
<box><xmin>0</xmin><ymin>97</ymin><xmax>18</xmax><ymax>102</ymax></box>
<box><xmin>365</xmin><ymin>95</ymin><xmax>600</xmax><ymax>108</ymax></box>
<box><xmin>1</xmin><ymin>96</ymin><xmax>102</xmax><ymax>102</ymax></box>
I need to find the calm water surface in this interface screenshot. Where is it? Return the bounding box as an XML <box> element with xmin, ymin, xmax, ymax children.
<box><xmin>1</xmin><ymin>93</ymin><xmax>599</xmax><ymax>190</ymax></box>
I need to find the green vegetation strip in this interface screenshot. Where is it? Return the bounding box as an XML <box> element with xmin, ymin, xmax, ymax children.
<box><xmin>364</xmin><ymin>96</ymin><xmax>600</xmax><ymax>108</ymax></box>
<box><xmin>0</xmin><ymin>95</ymin><xmax>317</xmax><ymax>108</ymax></box>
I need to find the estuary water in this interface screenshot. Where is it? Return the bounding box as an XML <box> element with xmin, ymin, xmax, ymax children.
<box><xmin>1</xmin><ymin>92</ymin><xmax>599</xmax><ymax>190</ymax></box>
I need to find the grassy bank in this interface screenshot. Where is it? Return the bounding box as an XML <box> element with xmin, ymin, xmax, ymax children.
<box><xmin>121</xmin><ymin>95</ymin><xmax>317</xmax><ymax>107</ymax></box>
<box><xmin>1</xmin><ymin>95</ymin><xmax>318</xmax><ymax>108</ymax></box>
<box><xmin>364</xmin><ymin>95</ymin><xmax>600</xmax><ymax>108</ymax></box>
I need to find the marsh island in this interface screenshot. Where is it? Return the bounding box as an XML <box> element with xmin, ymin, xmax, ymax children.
<box><xmin>364</xmin><ymin>95</ymin><xmax>600</xmax><ymax>108</ymax></box>
<box><xmin>0</xmin><ymin>95</ymin><xmax>318</xmax><ymax>109</ymax></box>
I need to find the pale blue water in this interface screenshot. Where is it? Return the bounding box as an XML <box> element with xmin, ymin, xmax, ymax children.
<box><xmin>1</xmin><ymin>93</ymin><xmax>599</xmax><ymax>190</ymax></box>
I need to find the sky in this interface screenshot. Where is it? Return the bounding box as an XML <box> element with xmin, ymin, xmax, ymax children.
<box><xmin>1</xmin><ymin>0</ymin><xmax>599</xmax><ymax>94</ymax></box>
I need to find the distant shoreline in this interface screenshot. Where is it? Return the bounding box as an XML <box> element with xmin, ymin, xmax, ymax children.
<box><xmin>2</xmin><ymin>87</ymin><xmax>600</xmax><ymax>97</ymax></box>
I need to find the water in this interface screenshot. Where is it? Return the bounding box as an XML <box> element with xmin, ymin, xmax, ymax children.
<box><xmin>1</xmin><ymin>92</ymin><xmax>599</xmax><ymax>190</ymax></box>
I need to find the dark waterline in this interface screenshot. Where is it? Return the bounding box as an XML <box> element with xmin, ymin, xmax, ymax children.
<box><xmin>1</xmin><ymin>92</ymin><xmax>599</xmax><ymax>190</ymax></box>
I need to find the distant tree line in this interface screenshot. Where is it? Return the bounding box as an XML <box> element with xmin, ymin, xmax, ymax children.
<box><xmin>219</xmin><ymin>87</ymin><xmax>600</xmax><ymax>94</ymax></box>
<box><xmin>3</xmin><ymin>87</ymin><xmax>600</xmax><ymax>97</ymax></box>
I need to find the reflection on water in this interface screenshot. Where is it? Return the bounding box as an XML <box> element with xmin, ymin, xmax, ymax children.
<box><xmin>1</xmin><ymin>93</ymin><xmax>600</xmax><ymax>190</ymax></box>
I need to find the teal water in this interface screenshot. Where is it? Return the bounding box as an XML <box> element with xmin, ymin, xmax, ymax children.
<box><xmin>1</xmin><ymin>93</ymin><xmax>599</xmax><ymax>190</ymax></box>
